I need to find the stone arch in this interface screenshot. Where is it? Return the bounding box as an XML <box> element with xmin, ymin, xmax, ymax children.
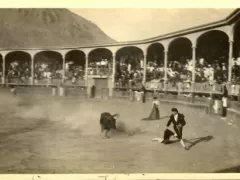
<box><xmin>232</xmin><ymin>20</ymin><xmax>240</xmax><ymax>83</ymax></box>
<box><xmin>88</xmin><ymin>48</ymin><xmax>113</xmax><ymax>76</ymax></box>
<box><xmin>168</xmin><ymin>37</ymin><xmax>192</xmax><ymax>61</ymax></box>
<box><xmin>167</xmin><ymin>37</ymin><xmax>192</xmax><ymax>84</ymax></box>
<box><xmin>196</xmin><ymin>29</ymin><xmax>230</xmax><ymax>43</ymax></box>
<box><xmin>146</xmin><ymin>43</ymin><xmax>165</xmax><ymax>82</ymax></box>
<box><xmin>34</xmin><ymin>51</ymin><xmax>63</xmax><ymax>85</ymax></box>
<box><xmin>147</xmin><ymin>43</ymin><xmax>165</xmax><ymax>65</ymax></box>
<box><xmin>115</xmin><ymin>46</ymin><xmax>144</xmax><ymax>88</ymax></box>
<box><xmin>233</xmin><ymin>20</ymin><xmax>240</xmax><ymax>58</ymax></box>
<box><xmin>5</xmin><ymin>51</ymin><xmax>31</xmax><ymax>84</ymax></box>
<box><xmin>196</xmin><ymin>30</ymin><xmax>229</xmax><ymax>83</ymax></box>
<box><xmin>65</xmin><ymin>50</ymin><xmax>86</xmax><ymax>85</ymax></box>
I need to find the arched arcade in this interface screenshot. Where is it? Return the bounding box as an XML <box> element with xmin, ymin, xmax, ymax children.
<box><xmin>115</xmin><ymin>46</ymin><xmax>144</xmax><ymax>88</ymax></box>
<box><xmin>232</xmin><ymin>20</ymin><xmax>240</xmax><ymax>84</ymax></box>
<box><xmin>5</xmin><ymin>51</ymin><xmax>31</xmax><ymax>84</ymax></box>
<box><xmin>88</xmin><ymin>48</ymin><xmax>113</xmax><ymax>77</ymax></box>
<box><xmin>167</xmin><ymin>37</ymin><xmax>193</xmax><ymax>90</ymax></box>
<box><xmin>145</xmin><ymin>43</ymin><xmax>165</xmax><ymax>88</ymax></box>
<box><xmin>196</xmin><ymin>30</ymin><xmax>229</xmax><ymax>84</ymax></box>
<box><xmin>34</xmin><ymin>51</ymin><xmax>63</xmax><ymax>85</ymax></box>
<box><xmin>64</xmin><ymin>50</ymin><xmax>86</xmax><ymax>86</ymax></box>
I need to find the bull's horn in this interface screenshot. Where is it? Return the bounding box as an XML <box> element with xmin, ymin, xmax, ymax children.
<box><xmin>112</xmin><ymin>113</ymin><xmax>119</xmax><ymax>117</ymax></box>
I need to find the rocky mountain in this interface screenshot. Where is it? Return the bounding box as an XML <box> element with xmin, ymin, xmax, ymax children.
<box><xmin>0</xmin><ymin>8</ymin><xmax>116</xmax><ymax>49</ymax></box>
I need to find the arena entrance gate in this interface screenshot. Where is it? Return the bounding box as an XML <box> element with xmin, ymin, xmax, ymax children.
<box><xmin>93</xmin><ymin>77</ymin><xmax>109</xmax><ymax>98</ymax></box>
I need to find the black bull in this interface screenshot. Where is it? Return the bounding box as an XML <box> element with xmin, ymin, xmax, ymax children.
<box><xmin>100</xmin><ymin>112</ymin><xmax>118</xmax><ymax>138</ymax></box>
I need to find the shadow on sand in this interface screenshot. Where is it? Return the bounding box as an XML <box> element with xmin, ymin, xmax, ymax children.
<box><xmin>213</xmin><ymin>165</ymin><xmax>240</xmax><ymax>172</ymax></box>
<box><xmin>185</xmin><ymin>135</ymin><xmax>214</xmax><ymax>149</ymax></box>
<box><xmin>164</xmin><ymin>139</ymin><xmax>180</xmax><ymax>144</ymax></box>
<box><xmin>163</xmin><ymin>135</ymin><xmax>214</xmax><ymax>148</ymax></box>
<box><xmin>141</xmin><ymin>116</ymin><xmax>170</xmax><ymax>121</ymax></box>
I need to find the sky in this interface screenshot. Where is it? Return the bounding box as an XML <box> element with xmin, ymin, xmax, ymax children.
<box><xmin>69</xmin><ymin>8</ymin><xmax>235</xmax><ymax>42</ymax></box>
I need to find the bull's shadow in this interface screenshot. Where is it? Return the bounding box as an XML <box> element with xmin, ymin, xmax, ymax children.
<box><xmin>185</xmin><ymin>135</ymin><xmax>214</xmax><ymax>149</ymax></box>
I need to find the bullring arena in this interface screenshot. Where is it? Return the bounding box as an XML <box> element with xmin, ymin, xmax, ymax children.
<box><xmin>1</xmin><ymin>9</ymin><xmax>240</xmax><ymax>173</ymax></box>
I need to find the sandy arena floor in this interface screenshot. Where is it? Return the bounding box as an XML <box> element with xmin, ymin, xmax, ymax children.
<box><xmin>0</xmin><ymin>93</ymin><xmax>240</xmax><ymax>173</ymax></box>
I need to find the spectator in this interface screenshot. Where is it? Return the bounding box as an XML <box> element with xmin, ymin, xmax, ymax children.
<box><xmin>221</xmin><ymin>84</ymin><xmax>228</xmax><ymax>119</ymax></box>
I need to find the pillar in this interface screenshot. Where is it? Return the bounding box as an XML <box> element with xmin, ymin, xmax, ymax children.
<box><xmin>30</xmin><ymin>54</ymin><xmax>35</xmax><ymax>85</ymax></box>
<box><xmin>142</xmin><ymin>53</ymin><xmax>147</xmax><ymax>84</ymax></box>
<box><xmin>191</xmin><ymin>46</ymin><xmax>196</xmax><ymax>103</ymax></box>
<box><xmin>191</xmin><ymin>46</ymin><xmax>196</xmax><ymax>83</ymax></box>
<box><xmin>85</xmin><ymin>53</ymin><xmax>89</xmax><ymax>86</ymax></box>
<box><xmin>228</xmin><ymin>40</ymin><xmax>233</xmax><ymax>82</ymax></box>
<box><xmin>109</xmin><ymin>53</ymin><xmax>116</xmax><ymax>97</ymax></box>
<box><xmin>85</xmin><ymin>53</ymin><xmax>91</xmax><ymax>98</ymax></box>
<box><xmin>2</xmin><ymin>54</ymin><xmax>5</xmax><ymax>84</ymax></box>
<box><xmin>62</xmin><ymin>54</ymin><xmax>66</xmax><ymax>84</ymax></box>
<box><xmin>112</xmin><ymin>53</ymin><xmax>116</xmax><ymax>86</ymax></box>
<box><xmin>163</xmin><ymin>51</ymin><xmax>168</xmax><ymax>92</ymax></box>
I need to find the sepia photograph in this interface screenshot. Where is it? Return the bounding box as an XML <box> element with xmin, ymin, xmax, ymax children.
<box><xmin>0</xmin><ymin>3</ymin><xmax>240</xmax><ymax>179</ymax></box>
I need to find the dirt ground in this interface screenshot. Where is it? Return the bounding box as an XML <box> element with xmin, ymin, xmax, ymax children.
<box><xmin>0</xmin><ymin>92</ymin><xmax>240</xmax><ymax>173</ymax></box>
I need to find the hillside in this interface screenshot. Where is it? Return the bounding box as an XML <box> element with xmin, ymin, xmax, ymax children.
<box><xmin>0</xmin><ymin>8</ymin><xmax>116</xmax><ymax>49</ymax></box>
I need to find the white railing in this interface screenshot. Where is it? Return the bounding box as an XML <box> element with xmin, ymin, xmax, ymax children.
<box><xmin>88</xmin><ymin>67</ymin><xmax>113</xmax><ymax>76</ymax></box>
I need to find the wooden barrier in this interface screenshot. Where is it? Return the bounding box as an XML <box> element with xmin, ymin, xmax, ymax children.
<box><xmin>65</xmin><ymin>86</ymin><xmax>87</xmax><ymax>98</ymax></box>
<box><xmin>113</xmin><ymin>88</ymin><xmax>131</xmax><ymax>99</ymax></box>
<box><xmin>0</xmin><ymin>82</ymin><xmax>240</xmax><ymax>107</ymax></box>
<box><xmin>101</xmin><ymin>88</ymin><xmax>109</xmax><ymax>99</ymax></box>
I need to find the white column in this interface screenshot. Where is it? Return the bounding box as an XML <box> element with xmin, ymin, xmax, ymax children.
<box><xmin>191</xmin><ymin>47</ymin><xmax>196</xmax><ymax>82</ymax></box>
<box><xmin>112</xmin><ymin>54</ymin><xmax>116</xmax><ymax>86</ymax></box>
<box><xmin>85</xmin><ymin>53</ymin><xmax>89</xmax><ymax>86</ymax></box>
<box><xmin>163</xmin><ymin>51</ymin><xmax>168</xmax><ymax>91</ymax></box>
<box><xmin>2</xmin><ymin>54</ymin><xmax>5</xmax><ymax>84</ymax></box>
<box><xmin>30</xmin><ymin>54</ymin><xmax>35</xmax><ymax>85</ymax></box>
<box><xmin>110</xmin><ymin>53</ymin><xmax>116</xmax><ymax>97</ymax></box>
<box><xmin>142</xmin><ymin>53</ymin><xmax>147</xmax><ymax>84</ymax></box>
<box><xmin>228</xmin><ymin>40</ymin><xmax>233</xmax><ymax>82</ymax></box>
<box><xmin>191</xmin><ymin>46</ymin><xmax>196</xmax><ymax>102</ymax></box>
<box><xmin>62</xmin><ymin>54</ymin><xmax>66</xmax><ymax>84</ymax></box>
<box><xmin>191</xmin><ymin>46</ymin><xmax>196</xmax><ymax>91</ymax></box>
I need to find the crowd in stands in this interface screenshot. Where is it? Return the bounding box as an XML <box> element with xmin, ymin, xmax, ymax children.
<box><xmin>232</xmin><ymin>58</ymin><xmax>240</xmax><ymax>83</ymax></box>
<box><xmin>113</xmin><ymin>55</ymin><xmax>233</xmax><ymax>89</ymax></box>
<box><xmin>2</xmin><ymin>55</ymin><xmax>240</xmax><ymax>87</ymax></box>
<box><xmin>6</xmin><ymin>60</ymin><xmax>31</xmax><ymax>83</ymax></box>
<box><xmin>115</xmin><ymin>55</ymin><xmax>143</xmax><ymax>88</ymax></box>
<box><xmin>195</xmin><ymin>58</ymin><xmax>228</xmax><ymax>84</ymax></box>
<box><xmin>65</xmin><ymin>61</ymin><xmax>85</xmax><ymax>84</ymax></box>
<box><xmin>146</xmin><ymin>62</ymin><xmax>164</xmax><ymax>82</ymax></box>
<box><xmin>34</xmin><ymin>61</ymin><xmax>62</xmax><ymax>83</ymax></box>
<box><xmin>88</xmin><ymin>58</ymin><xmax>112</xmax><ymax>76</ymax></box>
<box><xmin>145</xmin><ymin>57</ymin><xmax>230</xmax><ymax>87</ymax></box>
